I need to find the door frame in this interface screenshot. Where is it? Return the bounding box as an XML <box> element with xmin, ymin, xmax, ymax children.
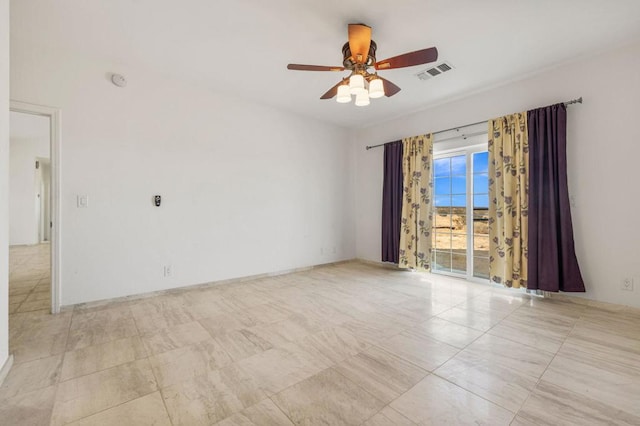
<box><xmin>10</xmin><ymin>101</ymin><xmax>61</xmax><ymax>314</ymax></box>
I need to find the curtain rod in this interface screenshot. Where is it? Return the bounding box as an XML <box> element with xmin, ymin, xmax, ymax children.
<box><xmin>365</xmin><ymin>96</ymin><xmax>583</xmax><ymax>150</ymax></box>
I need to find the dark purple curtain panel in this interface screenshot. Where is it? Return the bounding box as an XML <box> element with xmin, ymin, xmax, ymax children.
<box><xmin>382</xmin><ymin>141</ymin><xmax>404</xmax><ymax>263</ymax></box>
<box><xmin>527</xmin><ymin>104</ymin><xmax>585</xmax><ymax>292</ymax></box>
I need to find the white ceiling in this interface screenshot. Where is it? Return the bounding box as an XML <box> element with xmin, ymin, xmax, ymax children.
<box><xmin>10</xmin><ymin>0</ymin><xmax>640</xmax><ymax>128</ymax></box>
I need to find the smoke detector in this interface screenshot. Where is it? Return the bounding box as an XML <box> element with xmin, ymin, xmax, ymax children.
<box><xmin>416</xmin><ymin>61</ymin><xmax>454</xmax><ymax>80</ymax></box>
<box><xmin>111</xmin><ymin>73</ymin><xmax>127</xmax><ymax>87</ymax></box>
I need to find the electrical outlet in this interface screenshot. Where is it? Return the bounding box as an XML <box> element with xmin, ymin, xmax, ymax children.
<box><xmin>77</xmin><ymin>195</ymin><xmax>89</xmax><ymax>208</ymax></box>
<box><xmin>164</xmin><ymin>265</ymin><xmax>172</xmax><ymax>278</ymax></box>
<box><xmin>621</xmin><ymin>277</ymin><xmax>634</xmax><ymax>291</ymax></box>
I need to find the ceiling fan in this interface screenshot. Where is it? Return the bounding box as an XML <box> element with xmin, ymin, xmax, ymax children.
<box><xmin>287</xmin><ymin>23</ymin><xmax>438</xmax><ymax>106</ymax></box>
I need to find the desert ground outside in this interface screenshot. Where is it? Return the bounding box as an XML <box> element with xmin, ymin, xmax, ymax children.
<box><xmin>433</xmin><ymin>207</ymin><xmax>489</xmax><ymax>278</ymax></box>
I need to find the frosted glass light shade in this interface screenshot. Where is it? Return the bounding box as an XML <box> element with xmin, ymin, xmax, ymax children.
<box><xmin>355</xmin><ymin>91</ymin><xmax>370</xmax><ymax>106</ymax></box>
<box><xmin>349</xmin><ymin>74</ymin><xmax>366</xmax><ymax>95</ymax></box>
<box><xmin>369</xmin><ymin>78</ymin><xmax>385</xmax><ymax>98</ymax></box>
<box><xmin>336</xmin><ymin>84</ymin><xmax>351</xmax><ymax>103</ymax></box>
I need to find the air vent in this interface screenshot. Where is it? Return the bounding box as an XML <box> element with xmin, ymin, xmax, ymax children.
<box><xmin>417</xmin><ymin>61</ymin><xmax>455</xmax><ymax>80</ymax></box>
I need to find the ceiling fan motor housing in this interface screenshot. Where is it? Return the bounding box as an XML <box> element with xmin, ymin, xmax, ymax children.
<box><xmin>342</xmin><ymin>40</ymin><xmax>377</xmax><ymax>69</ymax></box>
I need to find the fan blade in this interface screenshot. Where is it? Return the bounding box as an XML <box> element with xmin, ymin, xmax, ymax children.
<box><xmin>348</xmin><ymin>24</ymin><xmax>372</xmax><ymax>65</ymax></box>
<box><xmin>375</xmin><ymin>47</ymin><xmax>438</xmax><ymax>70</ymax></box>
<box><xmin>320</xmin><ymin>80</ymin><xmax>345</xmax><ymax>100</ymax></box>
<box><xmin>379</xmin><ymin>77</ymin><xmax>401</xmax><ymax>97</ymax></box>
<box><xmin>287</xmin><ymin>64</ymin><xmax>345</xmax><ymax>72</ymax></box>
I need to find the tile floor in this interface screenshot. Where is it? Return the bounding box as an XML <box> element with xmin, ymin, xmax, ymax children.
<box><xmin>7</xmin><ymin>244</ymin><xmax>51</xmax><ymax>315</ymax></box>
<box><xmin>1</xmin><ymin>247</ymin><xmax>640</xmax><ymax>425</ymax></box>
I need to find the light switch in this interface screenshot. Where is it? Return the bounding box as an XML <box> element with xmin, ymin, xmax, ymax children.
<box><xmin>77</xmin><ymin>195</ymin><xmax>89</xmax><ymax>208</ymax></box>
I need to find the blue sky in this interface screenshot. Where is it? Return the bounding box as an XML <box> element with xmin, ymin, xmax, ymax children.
<box><xmin>434</xmin><ymin>152</ymin><xmax>489</xmax><ymax>208</ymax></box>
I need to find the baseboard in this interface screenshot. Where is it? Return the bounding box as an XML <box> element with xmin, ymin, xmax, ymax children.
<box><xmin>0</xmin><ymin>355</ymin><xmax>14</xmax><ymax>386</ymax></box>
<box><xmin>355</xmin><ymin>259</ymin><xmax>640</xmax><ymax>311</ymax></box>
<box><xmin>52</xmin><ymin>257</ymin><xmax>640</xmax><ymax>316</ymax></box>
<box><xmin>65</xmin><ymin>258</ymin><xmax>359</xmax><ymax>312</ymax></box>
<box><xmin>356</xmin><ymin>258</ymin><xmax>403</xmax><ymax>270</ymax></box>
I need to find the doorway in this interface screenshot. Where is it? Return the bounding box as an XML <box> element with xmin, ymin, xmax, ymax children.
<box><xmin>9</xmin><ymin>102</ymin><xmax>61</xmax><ymax>314</ymax></box>
<box><xmin>35</xmin><ymin>158</ymin><xmax>52</xmax><ymax>243</ymax></box>
<box><xmin>432</xmin><ymin>144</ymin><xmax>490</xmax><ymax>281</ymax></box>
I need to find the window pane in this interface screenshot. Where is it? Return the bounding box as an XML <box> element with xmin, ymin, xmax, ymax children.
<box><xmin>434</xmin><ymin>251</ymin><xmax>452</xmax><ymax>272</ymax></box>
<box><xmin>434</xmin><ymin>211</ymin><xmax>452</xmax><ymax>231</ymax></box>
<box><xmin>474</xmin><ymin>194</ymin><xmax>489</xmax><ymax>208</ymax></box>
<box><xmin>451</xmin><ymin>194</ymin><xmax>466</xmax><ymax>208</ymax></box>
<box><xmin>435</xmin><ymin>206</ymin><xmax>451</xmax><ymax>216</ymax></box>
<box><xmin>435</xmin><ymin>177</ymin><xmax>451</xmax><ymax>195</ymax></box>
<box><xmin>451</xmin><ymin>176</ymin><xmax>466</xmax><ymax>195</ymax></box>
<box><xmin>473</xmin><ymin>257</ymin><xmax>490</xmax><ymax>279</ymax></box>
<box><xmin>473</xmin><ymin>210</ymin><xmax>489</xmax><ymax>221</ymax></box>
<box><xmin>451</xmin><ymin>213</ymin><xmax>466</xmax><ymax>232</ymax></box>
<box><xmin>451</xmin><ymin>232</ymin><xmax>467</xmax><ymax>250</ymax></box>
<box><xmin>473</xmin><ymin>173</ymin><xmax>488</xmax><ymax>194</ymax></box>
<box><xmin>434</xmin><ymin>158</ymin><xmax>451</xmax><ymax>177</ymax></box>
<box><xmin>435</xmin><ymin>195</ymin><xmax>451</xmax><ymax>207</ymax></box>
<box><xmin>434</xmin><ymin>233</ymin><xmax>452</xmax><ymax>250</ymax></box>
<box><xmin>451</xmin><ymin>155</ymin><xmax>466</xmax><ymax>176</ymax></box>
<box><xmin>473</xmin><ymin>235</ymin><xmax>490</xmax><ymax>257</ymax></box>
<box><xmin>473</xmin><ymin>152</ymin><xmax>489</xmax><ymax>173</ymax></box>
<box><xmin>452</xmin><ymin>253</ymin><xmax>467</xmax><ymax>274</ymax></box>
<box><xmin>473</xmin><ymin>218</ymin><xmax>489</xmax><ymax>235</ymax></box>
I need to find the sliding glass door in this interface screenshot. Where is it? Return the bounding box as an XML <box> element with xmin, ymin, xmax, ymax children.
<box><xmin>432</xmin><ymin>146</ymin><xmax>489</xmax><ymax>280</ymax></box>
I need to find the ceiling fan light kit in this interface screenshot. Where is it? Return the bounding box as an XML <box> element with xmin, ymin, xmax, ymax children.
<box><xmin>336</xmin><ymin>83</ymin><xmax>352</xmax><ymax>103</ymax></box>
<box><xmin>349</xmin><ymin>74</ymin><xmax>366</xmax><ymax>95</ymax></box>
<box><xmin>355</xmin><ymin>91</ymin><xmax>370</xmax><ymax>106</ymax></box>
<box><xmin>287</xmin><ymin>23</ymin><xmax>438</xmax><ymax>106</ymax></box>
<box><xmin>368</xmin><ymin>78</ymin><xmax>385</xmax><ymax>99</ymax></box>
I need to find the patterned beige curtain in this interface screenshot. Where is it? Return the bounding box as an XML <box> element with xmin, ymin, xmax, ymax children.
<box><xmin>399</xmin><ymin>134</ymin><xmax>434</xmax><ymax>270</ymax></box>
<box><xmin>488</xmin><ymin>113</ymin><xmax>529</xmax><ymax>288</ymax></box>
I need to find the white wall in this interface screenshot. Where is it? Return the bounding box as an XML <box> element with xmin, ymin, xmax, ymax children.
<box><xmin>0</xmin><ymin>0</ymin><xmax>10</xmax><ymax>375</ymax></box>
<box><xmin>9</xmin><ymin>112</ymin><xmax>50</xmax><ymax>245</ymax></box>
<box><xmin>354</xmin><ymin>42</ymin><xmax>640</xmax><ymax>309</ymax></box>
<box><xmin>10</xmin><ymin>41</ymin><xmax>355</xmax><ymax>306</ymax></box>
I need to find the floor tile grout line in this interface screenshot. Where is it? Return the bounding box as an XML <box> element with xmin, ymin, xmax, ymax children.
<box><xmin>369</xmin><ymin>321</ymin><xmax>530</xmax><ymax>419</ymax></box>
<box><xmin>41</xmin><ymin>295</ymin><xmax>74</xmax><ymax>424</ymax></box>
<box><xmin>195</xmin><ymin>317</ymin><xmax>237</xmax><ymax>365</ymax></box>
<box><xmin>368</xmin><ymin>306</ymin><xmax>553</xmax><ymax>420</ymax></box>
<box><xmin>55</xmin><ymin>308</ymin><xmax>75</xmax><ymax>384</ymax></box>
<box><xmin>268</xmin><ymin>363</ymin><xmax>390</xmax><ymax>425</ymax></box>
<box><xmin>56</xmin><ymin>390</ymin><xmax>162</xmax><ymax>425</ymax></box>
<box><xmin>11</xmin><ymin>279</ymin><xmax>43</xmax><ymax>313</ymax></box>
<box><xmin>330</xmin><ymin>361</ymin><xmax>403</xmax><ymax>404</ymax></box>
<box><xmin>509</xmin><ymin>309</ymin><xmax>584</xmax><ymax>421</ymax></box>
<box><xmin>358</xmin><ymin>400</ymin><xmax>418</xmax><ymax>426</ymax></box>
<box><xmin>479</xmin><ymin>302</ymin><xmax>574</xmax><ymax>356</ymax></box>
<box><xmin>130</xmin><ymin>307</ymin><xmax>175</xmax><ymax>426</ymax></box>
<box><xmin>267</xmin><ymin>395</ymin><xmax>299</xmax><ymax>425</ymax></box>
<box><xmin>56</xmin><ymin>332</ymin><xmax>149</xmax><ymax>383</ymax></box>
<box><xmin>429</xmin><ymin>371</ymin><xmax>519</xmax><ymax>420</ymax></box>
<box><xmin>4</xmin><ymin>265</ymin><xmax>59</xmax><ymax>401</ymax></box>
